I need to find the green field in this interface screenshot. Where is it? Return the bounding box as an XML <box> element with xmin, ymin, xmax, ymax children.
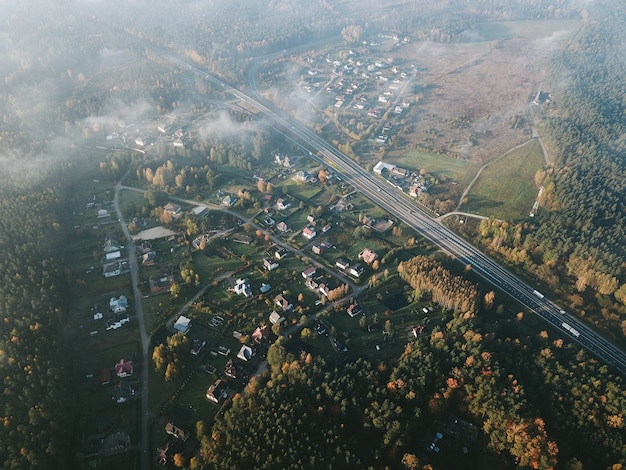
<box><xmin>462</xmin><ymin>139</ymin><xmax>544</xmax><ymax>220</ymax></box>
<box><xmin>390</xmin><ymin>150</ymin><xmax>479</xmax><ymax>188</ymax></box>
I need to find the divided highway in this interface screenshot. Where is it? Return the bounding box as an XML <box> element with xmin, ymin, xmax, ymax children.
<box><xmin>161</xmin><ymin>52</ymin><xmax>626</xmax><ymax>375</ymax></box>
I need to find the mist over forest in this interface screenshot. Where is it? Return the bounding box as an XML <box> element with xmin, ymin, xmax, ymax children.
<box><xmin>0</xmin><ymin>0</ymin><xmax>624</xmax><ymax>469</ymax></box>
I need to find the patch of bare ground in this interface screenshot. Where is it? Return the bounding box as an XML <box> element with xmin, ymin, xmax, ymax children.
<box><xmin>400</xmin><ymin>37</ymin><xmax>545</xmax><ymax>164</ymax></box>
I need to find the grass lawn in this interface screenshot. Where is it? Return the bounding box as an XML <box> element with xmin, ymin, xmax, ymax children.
<box><xmin>390</xmin><ymin>150</ymin><xmax>479</xmax><ymax>188</ymax></box>
<box><xmin>462</xmin><ymin>139</ymin><xmax>544</xmax><ymax>220</ymax></box>
<box><xmin>118</xmin><ymin>189</ymin><xmax>147</xmax><ymax>219</ymax></box>
<box><xmin>282</xmin><ymin>179</ymin><xmax>323</xmax><ymax>201</ymax></box>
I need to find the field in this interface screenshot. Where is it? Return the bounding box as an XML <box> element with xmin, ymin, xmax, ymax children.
<box><xmin>462</xmin><ymin>139</ymin><xmax>544</xmax><ymax>220</ymax></box>
<box><xmin>390</xmin><ymin>150</ymin><xmax>479</xmax><ymax>188</ymax></box>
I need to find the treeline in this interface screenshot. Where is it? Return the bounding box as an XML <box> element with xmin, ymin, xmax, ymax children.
<box><xmin>0</xmin><ymin>178</ymin><xmax>71</xmax><ymax>468</ymax></box>
<box><xmin>398</xmin><ymin>255</ymin><xmax>479</xmax><ymax>314</ymax></box>
<box><xmin>536</xmin><ymin>1</ymin><xmax>626</xmax><ymax>296</ymax></box>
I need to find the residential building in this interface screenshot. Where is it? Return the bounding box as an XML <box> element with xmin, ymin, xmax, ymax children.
<box><xmin>165</xmin><ymin>423</ymin><xmax>189</xmax><ymax>442</ymax></box>
<box><xmin>336</xmin><ymin>257</ymin><xmax>351</xmax><ymax>270</ymax></box>
<box><xmin>274</xmin><ymin>294</ymin><xmax>293</xmax><ymax>311</ymax></box>
<box><xmin>206</xmin><ymin>379</ymin><xmax>228</xmax><ymax>404</ymax></box>
<box><xmin>359</xmin><ymin>248</ymin><xmax>379</xmax><ymax>265</ymax></box>
<box><xmin>302</xmin><ymin>226</ymin><xmax>317</xmax><ymax>240</ymax></box>
<box><xmin>237</xmin><ymin>345</ymin><xmax>255</xmax><ymax>362</ymax></box>
<box><xmin>115</xmin><ymin>359</ymin><xmax>134</xmax><ymax>378</ymax></box>
<box><xmin>173</xmin><ymin>316</ymin><xmax>191</xmax><ymax>335</ymax></box>
<box><xmin>302</xmin><ymin>266</ymin><xmax>317</xmax><ymax>278</ymax></box>
<box><xmin>263</xmin><ymin>258</ymin><xmax>279</xmax><ymax>271</ymax></box>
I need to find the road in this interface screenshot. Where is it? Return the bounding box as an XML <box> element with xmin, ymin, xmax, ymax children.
<box><xmin>113</xmin><ymin>179</ymin><xmax>150</xmax><ymax>470</ymax></box>
<box><xmin>153</xmin><ymin>48</ymin><xmax>626</xmax><ymax>376</ymax></box>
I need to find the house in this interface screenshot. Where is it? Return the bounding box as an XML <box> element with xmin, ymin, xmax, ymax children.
<box><xmin>97</xmin><ymin>208</ymin><xmax>110</xmax><ymax>220</ymax></box>
<box><xmin>274</xmin><ymin>154</ymin><xmax>292</xmax><ymax>168</ymax></box>
<box><xmin>109</xmin><ymin>295</ymin><xmax>128</xmax><ymax>313</ymax></box>
<box><xmin>322</xmin><ymin>223</ymin><xmax>332</xmax><ymax>233</ymax></box>
<box><xmin>224</xmin><ymin>359</ymin><xmax>237</xmax><ymax>379</ymax></box>
<box><xmin>163</xmin><ymin>203</ymin><xmax>183</xmax><ymax>220</ymax></box>
<box><xmin>156</xmin><ymin>440</ymin><xmax>179</xmax><ymax>466</ymax></box>
<box><xmin>191</xmin><ymin>206</ymin><xmax>208</xmax><ymax>217</ymax></box>
<box><xmin>302</xmin><ymin>266</ymin><xmax>317</xmax><ymax>279</ymax></box>
<box><xmin>350</xmin><ymin>263</ymin><xmax>365</xmax><ymax>277</ymax></box>
<box><xmin>173</xmin><ymin>315</ymin><xmax>192</xmax><ymax>335</ymax></box>
<box><xmin>260</xmin><ymin>283</ymin><xmax>271</xmax><ymax>293</ymax></box>
<box><xmin>149</xmin><ymin>275</ymin><xmax>175</xmax><ymax>294</ymax></box>
<box><xmin>274</xmin><ymin>294</ymin><xmax>293</xmax><ymax>311</ymax></box>
<box><xmin>302</xmin><ymin>226</ymin><xmax>317</xmax><ymax>240</ymax></box>
<box><xmin>318</xmin><ymin>283</ymin><xmax>332</xmax><ymax>298</ymax></box>
<box><xmin>347</xmin><ymin>303</ymin><xmax>362</xmax><ymax>318</ymax></box>
<box><xmin>358</xmin><ymin>248</ymin><xmax>379</xmax><ymax>265</ymax></box>
<box><xmin>311</xmin><ymin>244</ymin><xmax>326</xmax><ymax>255</ymax></box>
<box><xmin>269</xmin><ymin>311</ymin><xmax>285</xmax><ymax>325</ymax></box>
<box><xmin>165</xmin><ymin>423</ymin><xmax>189</xmax><ymax>442</ymax></box>
<box><xmin>232</xmin><ymin>233</ymin><xmax>252</xmax><ymax>245</ymax></box>
<box><xmin>373</xmin><ymin>161</ymin><xmax>396</xmax><ymax>175</ymax></box>
<box><xmin>336</xmin><ymin>257</ymin><xmax>350</xmax><ymax>270</ymax></box>
<box><xmin>293</xmin><ymin>170</ymin><xmax>309</xmax><ymax>182</ymax></box>
<box><xmin>206</xmin><ymin>379</ymin><xmax>228</xmax><ymax>404</ymax></box>
<box><xmin>263</xmin><ymin>258</ymin><xmax>279</xmax><ymax>271</ymax></box>
<box><xmin>114</xmin><ymin>359</ymin><xmax>134</xmax><ymax>378</ymax></box>
<box><xmin>173</xmin><ymin>138</ymin><xmax>184</xmax><ymax>148</ymax></box>
<box><xmin>105</xmin><ymin>251</ymin><xmax>121</xmax><ymax>261</ymax></box>
<box><xmin>112</xmin><ymin>381</ymin><xmax>134</xmax><ymax>404</ymax></box>
<box><xmin>307</xmin><ymin>214</ymin><xmax>316</xmax><ymax>225</ymax></box>
<box><xmin>276</xmin><ymin>221</ymin><xmax>289</xmax><ymax>233</ymax></box>
<box><xmin>103</xmin><ymin>234</ymin><xmax>123</xmax><ymax>253</ymax></box>
<box><xmin>251</xmin><ymin>325</ymin><xmax>270</xmax><ymax>344</ymax></box>
<box><xmin>142</xmin><ymin>251</ymin><xmax>156</xmax><ymax>266</ymax></box>
<box><xmin>222</xmin><ymin>195</ymin><xmax>237</xmax><ymax>207</ymax></box>
<box><xmin>412</xmin><ymin>325</ymin><xmax>425</xmax><ymax>338</ymax></box>
<box><xmin>237</xmin><ymin>345</ymin><xmax>255</xmax><ymax>362</ymax></box>
<box><xmin>102</xmin><ymin>261</ymin><xmax>122</xmax><ymax>277</ymax></box>
<box><xmin>276</xmin><ymin>198</ymin><xmax>291</xmax><ymax>211</ymax></box>
<box><xmin>274</xmin><ymin>248</ymin><xmax>288</xmax><ymax>260</ymax></box>
<box><xmin>305</xmin><ymin>278</ymin><xmax>319</xmax><ymax>291</ymax></box>
<box><xmin>233</xmin><ymin>278</ymin><xmax>252</xmax><ymax>298</ymax></box>
<box><xmin>190</xmin><ymin>339</ymin><xmax>206</xmax><ymax>356</ymax></box>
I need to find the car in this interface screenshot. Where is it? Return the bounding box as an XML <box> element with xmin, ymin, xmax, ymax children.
<box><xmin>428</xmin><ymin>443</ymin><xmax>440</xmax><ymax>452</ymax></box>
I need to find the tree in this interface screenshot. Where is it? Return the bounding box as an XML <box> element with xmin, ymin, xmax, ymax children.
<box><xmin>401</xmin><ymin>453</ymin><xmax>420</xmax><ymax>470</ymax></box>
<box><xmin>173</xmin><ymin>453</ymin><xmax>186</xmax><ymax>468</ymax></box>
<box><xmin>341</xmin><ymin>25</ymin><xmax>363</xmax><ymax>43</ymax></box>
<box><xmin>170</xmin><ymin>282</ymin><xmax>181</xmax><ymax>298</ymax></box>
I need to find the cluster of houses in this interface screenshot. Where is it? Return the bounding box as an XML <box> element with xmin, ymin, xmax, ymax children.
<box><xmin>102</xmin><ymin>233</ymin><xmax>128</xmax><ymax>278</ymax></box>
<box><xmin>373</xmin><ymin>161</ymin><xmax>432</xmax><ymax>196</ymax></box>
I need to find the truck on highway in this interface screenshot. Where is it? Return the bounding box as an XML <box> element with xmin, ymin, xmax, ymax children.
<box><xmin>562</xmin><ymin>322</ymin><xmax>580</xmax><ymax>338</ymax></box>
<box><xmin>532</xmin><ymin>290</ymin><xmax>545</xmax><ymax>299</ymax></box>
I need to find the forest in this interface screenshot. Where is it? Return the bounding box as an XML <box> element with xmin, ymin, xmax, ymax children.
<box><xmin>0</xmin><ymin>175</ymin><xmax>71</xmax><ymax>468</ymax></box>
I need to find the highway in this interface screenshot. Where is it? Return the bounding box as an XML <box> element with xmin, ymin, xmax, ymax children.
<box><xmin>159</xmin><ymin>51</ymin><xmax>626</xmax><ymax>375</ymax></box>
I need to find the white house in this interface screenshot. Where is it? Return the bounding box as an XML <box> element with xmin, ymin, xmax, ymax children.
<box><xmin>174</xmin><ymin>315</ymin><xmax>192</xmax><ymax>335</ymax></box>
